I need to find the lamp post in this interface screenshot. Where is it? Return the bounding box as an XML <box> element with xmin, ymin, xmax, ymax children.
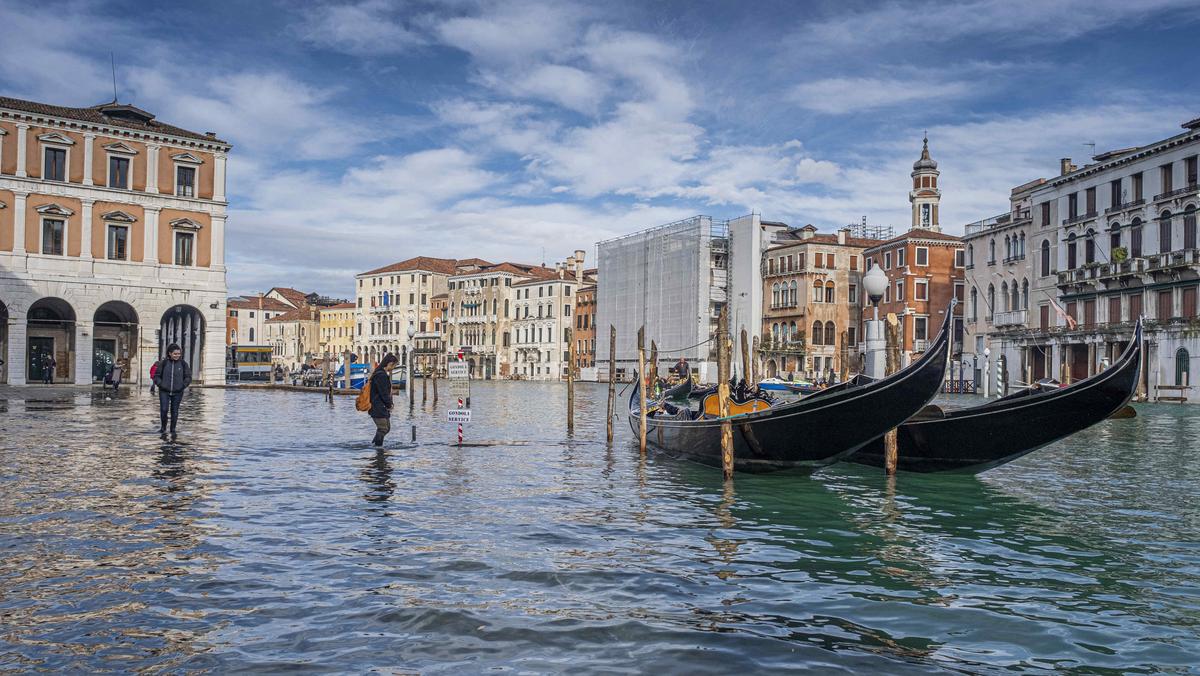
<box><xmin>862</xmin><ymin>264</ymin><xmax>888</xmax><ymax>378</ymax></box>
<box><xmin>983</xmin><ymin>346</ymin><xmax>991</xmax><ymax>399</ymax></box>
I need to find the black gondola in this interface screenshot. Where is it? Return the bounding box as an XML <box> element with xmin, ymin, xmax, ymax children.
<box><xmin>628</xmin><ymin>303</ymin><xmax>955</xmax><ymax>473</ymax></box>
<box><xmin>854</xmin><ymin>320</ymin><xmax>1144</xmax><ymax>473</ymax></box>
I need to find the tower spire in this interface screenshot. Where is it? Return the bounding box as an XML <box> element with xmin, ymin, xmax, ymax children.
<box><xmin>909</xmin><ymin>134</ymin><xmax>941</xmax><ymax>232</ymax></box>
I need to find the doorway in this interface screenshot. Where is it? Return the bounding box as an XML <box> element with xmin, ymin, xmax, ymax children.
<box><xmin>93</xmin><ymin>338</ymin><xmax>117</xmax><ymax>382</ymax></box>
<box><xmin>28</xmin><ymin>337</ymin><xmax>55</xmax><ymax>383</ymax></box>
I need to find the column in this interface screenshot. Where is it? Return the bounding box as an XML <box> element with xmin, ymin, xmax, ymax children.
<box><xmin>83</xmin><ymin>133</ymin><xmax>96</xmax><ymax>185</ymax></box>
<box><xmin>146</xmin><ymin>144</ymin><xmax>160</xmax><ymax>194</ymax></box>
<box><xmin>80</xmin><ymin>199</ymin><xmax>94</xmax><ymax>260</ymax></box>
<box><xmin>210</xmin><ymin>214</ymin><xmax>226</xmax><ymax>269</ymax></box>
<box><xmin>7</xmin><ymin>319</ymin><xmax>27</xmax><ymax>385</ymax></box>
<box><xmin>213</xmin><ymin>153</ymin><xmax>227</xmax><ymax>202</ymax></box>
<box><xmin>13</xmin><ymin>191</ymin><xmax>27</xmax><ymax>255</ymax></box>
<box><xmin>144</xmin><ymin>207</ymin><xmax>160</xmax><ymax>264</ymax></box>
<box><xmin>0</xmin><ymin>128</ymin><xmax>6</xmax><ymax>175</ymax></box>
<box><xmin>75</xmin><ymin>320</ymin><xmax>94</xmax><ymax>385</ymax></box>
<box><xmin>15</xmin><ymin>124</ymin><xmax>29</xmax><ymax>178</ymax></box>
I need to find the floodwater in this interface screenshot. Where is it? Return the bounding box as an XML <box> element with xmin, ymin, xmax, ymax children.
<box><xmin>1</xmin><ymin>382</ymin><xmax>1198</xmax><ymax>674</ymax></box>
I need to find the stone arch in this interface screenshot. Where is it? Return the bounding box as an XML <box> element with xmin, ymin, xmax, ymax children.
<box><xmin>27</xmin><ymin>297</ymin><xmax>77</xmax><ymax>384</ymax></box>
<box><xmin>160</xmin><ymin>305</ymin><xmax>205</xmax><ymax>380</ymax></box>
<box><xmin>765</xmin><ymin>359</ymin><xmax>778</xmax><ymax>378</ymax></box>
<box><xmin>93</xmin><ymin>300</ymin><xmax>140</xmax><ymax>384</ymax></box>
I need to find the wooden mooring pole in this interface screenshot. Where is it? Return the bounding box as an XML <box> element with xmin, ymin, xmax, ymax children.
<box><xmin>883</xmin><ymin>314</ymin><xmax>901</xmax><ymax>475</ymax></box>
<box><xmin>739</xmin><ymin>327</ymin><xmax>751</xmax><ymax>387</ymax></box>
<box><xmin>432</xmin><ymin>357</ymin><xmax>438</xmax><ymax>402</ymax></box>
<box><xmin>637</xmin><ymin>326</ymin><xmax>648</xmax><ymax>455</ymax></box>
<box><xmin>321</xmin><ymin>351</ymin><xmax>331</xmax><ymax>401</ymax></box>
<box><xmin>606</xmin><ymin>325</ymin><xmax>616</xmax><ymax>443</ymax></box>
<box><xmin>567</xmin><ymin>328</ymin><xmax>576</xmax><ymax>432</ymax></box>
<box><xmin>839</xmin><ymin>331</ymin><xmax>849</xmax><ymax>382</ymax></box>
<box><xmin>649</xmin><ymin>340</ymin><xmax>659</xmax><ymax>397</ymax></box>
<box><xmin>717</xmin><ymin>306</ymin><xmax>734</xmax><ymax>480</ymax></box>
<box><xmin>343</xmin><ymin>350</ymin><xmax>352</xmax><ymax>390</ymax></box>
<box><xmin>751</xmin><ymin>335</ymin><xmax>761</xmax><ymax>386</ymax></box>
<box><xmin>422</xmin><ymin>356</ymin><xmax>428</xmax><ymax>404</ymax></box>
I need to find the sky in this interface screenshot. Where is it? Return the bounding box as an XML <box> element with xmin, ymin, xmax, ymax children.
<box><xmin>1</xmin><ymin>0</ymin><xmax>1197</xmax><ymax>298</ymax></box>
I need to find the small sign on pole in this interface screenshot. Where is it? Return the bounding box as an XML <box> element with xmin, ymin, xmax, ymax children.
<box><xmin>447</xmin><ymin>409</ymin><xmax>472</xmax><ymax>423</ymax></box>
<box><xmin>449</xmin><ymin>362</ymin><xmax>469</xmax><ymax>380</ymax></box>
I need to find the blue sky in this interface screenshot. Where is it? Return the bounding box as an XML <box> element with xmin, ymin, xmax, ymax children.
<box><xmin>2</xmin><ymin>0</ymin><xmax>1197</xmax><ymax>297</ymax></box>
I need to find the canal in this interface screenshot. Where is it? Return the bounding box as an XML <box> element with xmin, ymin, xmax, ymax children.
<box><xmin>1</xmin><ymin>383</ymin><xmax>1198</xmax><ymax>673</ymax></box>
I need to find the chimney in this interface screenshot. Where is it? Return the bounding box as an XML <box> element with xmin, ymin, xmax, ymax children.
<box><xmin>801</xmin><ymin>228</ymin><xmax>813</xmax><ymax>240</ymax></box>
<box><xmin>1060</xmin><ymin>158</ymin><xmax>1075</xmax><ymax>176</ymax></box>
<box><xmin>837</xmin><ymin>228</ymin><xmax>848</xmax><ymax>245</ymax></box>
<box><xmin>574</xmin><ymin>249</ymin><xmax>585</xmax><ymax>281</ymax></box>
<box><xmin>205</xmin><ymin>131</ymin><xmax>217</xmax><ymax>138</ymax></box>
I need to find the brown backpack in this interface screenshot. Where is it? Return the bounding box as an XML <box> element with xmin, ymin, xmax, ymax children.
<box><xmin>355</xmin><ymin>372</ymin><xmax>372</xmax><ymax>411</ymax></box>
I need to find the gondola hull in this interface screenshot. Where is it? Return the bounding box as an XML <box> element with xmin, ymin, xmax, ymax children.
<box><xmin>629</xmin><ymin>305</ymin><xmax>954</xmax><ymax>473</ymax></box>
<box><xmin>855</xmin><ymin>323</ymin><xmax>1143</xmax><ymax>473</ymax></box>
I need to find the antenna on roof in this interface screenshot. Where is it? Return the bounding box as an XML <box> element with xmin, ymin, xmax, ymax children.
<box><xmin>1083</xmin><ymin>141</ymin><xmax>1096</xmax><ymax>158</ymax></box>
<box><xmin>110</xmin><ymin>52</ymin><xmax>118</xmax><ymax>102</ymax></box>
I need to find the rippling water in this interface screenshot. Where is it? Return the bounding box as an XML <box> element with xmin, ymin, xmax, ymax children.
<box><xmin>1</xmin><ymin>383</ymin><xmax>1198</xmax><ymax>673</ymax></box>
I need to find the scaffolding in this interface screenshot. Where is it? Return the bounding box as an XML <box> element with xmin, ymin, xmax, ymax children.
<box><xmin>847</xmin><ymin>217</ymin><xmax>894</xmax><ymax>242</ymax></box>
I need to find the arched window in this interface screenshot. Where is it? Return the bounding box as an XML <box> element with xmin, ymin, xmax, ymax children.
<box><xmin>1001</xmin><ymin>281</ymin><xmax>1010</xmax><ymax>312</ymax></box>
<box><xmin>970</xmin><ymin>287</ymin><xmax>978</xmax><ymax>321</ymax></box>
<box><xmin>967</xmin><ymin>244</ymin><xmax>975</xmax><ymax>266</ymax></box>
<box><xmin>1004</xmin><ymin>235</ymin><xmax>1011</xmax><ymax>259</ymax></box>
<box><xmin>1185</xmin><ymin>205</ymin><xmax>1197</xmax><ymax>250</ymax></box>
<box><xmin>813</xmin><ymin>280</ymin><xmax>824</xmax><ymax>303</ymax></box>
<box><xmin>1085</xmin><ymin>228</ymin><xmax>1096</xmax><ymax>264</ymax></box>
<box><xmin>1011</xmin><ymin>282</ymin><xmax>1019</xmax><ymax>312</ymax></box>
<box><xmin>1131</xmin><ymin>218</ymin><xmax>1144</xmax><ymax>257</ymax></box>
<box><xmin>1159</xmin><ymin>210</ymin><xmax>1174</xmax><ymax>254</ymax></box>
<box><xmin>987</xmin><ymin>284</ymin><xmax>995</xmax><ymax>319</ymax></box>
<box><xmin>1022</xmin><ymin>279</ymin><xmax>1030</xmax><ymax>310</ymax></box>
<box><xmin>789</xmin><ymin>321</ymin><xmax>797</xmax><ymax>341</ymax></box>
<box><xmin>1177</xmin><ymin>347</ymin><xmax>1191</xmax><ymax>387</ymax></box>
<box><xmin>824</xmin><ymin>281</ymin><xmax>835</xmax><ymax>303</ymax></box>
<box><xmin>824</xmin><ymin>321</ymin><xmax>836</xmax><ymax>346</ymax></box>
<box><xmin>1067</xmin><ymin>233</ymin><xmax>1078</xmax><ymax>269</ymax></box>
<box><xmin>771</xmin><ymin>283</ymin><xmax>779</xmax><ymax>307</ymax></box>
<box><xmin>769</xmin><ymin>259</ymin><xmax>776</xmax><ymax>274</ymax></box>
<box><xmin>1041</xmin><ymin>240</ymin><xmax>1051</xmax><ymax>277</ymax></box>
<box><xmin>1110</xmin><ymin>222</ymin><xmax>1122</xmax><ymax>253</ymax></box>
<box><xmin>789</xmin><ymin>281</ymin><xmax>797</xmax><ymax>306</ymax></box>
<box><xmin>989</xmin><ymin>239</ymin><xmax>996</xmax><ymax>263</ymax></box>
<box><xmin>811</xmin><ymin>321</ymin><xmax>823</xmax><ymax>345</ymax></box>
<box><xmin>1019</xmin><ymin>232</ymin><xmax>1026</xmax><ymax>257</ymax></box>
<box><xmin>772</xmin><ymin>323</ymin><xmax>779</xmax><ymax>342</ymax></box>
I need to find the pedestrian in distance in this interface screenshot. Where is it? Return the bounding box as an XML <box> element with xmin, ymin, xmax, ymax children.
<box><xmin>108</xmin><ymin>361</ymin><xmax>123</xmax><ymax>392</ymax></box>
<box><xmin>673</xmin><ymin>356</ymin><xmax>690</xmax><ymax>383</ymax></box>
<box><xmin>153</xmin><ymin>344</ymin><xmax>192</xmax><ymax>442</ymax></box>
<box><xmin>42</xmin><ymin>354</ymin><xmax>56</xmax><ymax>385</ymax></box>
<box><xmin>149</xmin><ymin>360</ymin><xmax>159</xmax><ymax>394</ymax></box>
<box><xmin>367</xmin><ymin>353</ymin><xmax>398</xmax><ymax>447</ymax></box>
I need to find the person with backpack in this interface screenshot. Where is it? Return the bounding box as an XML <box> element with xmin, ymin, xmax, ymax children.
<box><xmin>149</xmin><ymin>360</ymin><xmax>159</xmax><ymax>394</ymax></box>
<box><xmin>358</xmin><ymin>353</ymin><xmax>397</xmax><ymax>447</ymax></box>
<box><xmin>152</xmin><ymin>343</ymin><xmax>192</xmax><ymax>441</ymax></box>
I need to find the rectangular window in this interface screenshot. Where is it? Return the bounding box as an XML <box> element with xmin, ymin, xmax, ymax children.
<box><xmin>409</xmin><ymin>293</ymin><xmax>415</xmax><ymax>304</ymax></box>
<box><xmin>884</xmin><ymin>252</ymin><xmax>892</xmax><ymax>269</ymax></box>
<box><xmin>1040</xmin><ymin>305</ymin><xmax>1050</xmax><ymax>329</ymax></box>
<box><xmin>1084</xmin><ymin>299</ymin><xmax>1096</xmax><ymax>327</ymax></box>
<box><xmin>850</xmin><ymin>255</ymin><xmax>858</xmax><ymax>271</ymax></box>
<box><xmin>954</xmin><ymin>249</ymin><xmax>964</xmax><ymax>268</ymax></box>
<box><xmin>108</xmin><ymin>155</ymin><xmax>130</xmax><ymax>189</ymax></box>
<box><xmin>1066</xmin><ymin>301</ymin><xmax>1077</xmax><ymax>325</ymax></box>
<box><xmin>106</xmin><ymin>224</ymin><xmax>128</xmax><ymax>260</ymax></box>
<box><xmin>826</xmin><ymin>254</ymin><xmax>836</xmax><ymax>269</ymax></box>
<box><xmin>1157</xmin><ymin>290</ymin><xmax>1172</xmax><ymax>319</ymax></box>
<box><xmin>914</xmin><ymin>316</ymin><xmax>928</xmax><ymax>341</ymax></box>
<box><xmin>176</xmin><ymin>165</ymin><xmax>196</xmax><ymax>197</ymax></box>
<box><xmin>1068</xmin><ymin>193</ymin><xmax>1078</xmax><ymax>219</ymax></box>
<box><xmin>815</xmin><ymin>252</ymin><xmax>824</xmax><ymax>268</ymax></box>
<box><xmin>174</xmin><ymin>231</ymin><xmax>195</xmax><ymax>266</ymax></box>
<box><xmin>41</xmin><ymin>219</ymin><xmax>65</xmax><ymax>255</ymax></box>
<box><xmin>1160</xmin><ymin>217</ymin><xmax>1173</xmax><ymax>254</ymax></box>
<box><xmin>1111</xmin><ymin>179</ymin><xmax>1122</xmax><ymax>207</ymax></box>
<box><xmin>797</xmin><ymin>252</ymin><xmax>805</xmax><ymax>269</ymax></box>
<box><xmin>1040</xmin><ymin>202</ymin><xmax>1051</xmax><ymax>226</ymax></box>
<box><xmin>848</xmin><ymin>284</ymin><xmax>858</xmax><ymax>304</ymax></box>
<box><xmin>1184</xmin><ymin>286</ymin><xmax>1197</xmax><ymax>318</ymax></box>
<box><xmin>848</xmin><ymin>326</ymin><xmax>857</xmax><ymax>346</ymax></box>
<box><xmin>915</xmin><ymin>247</ymin><xmax>929</xmax><ymax>266</ymax></box>
<box><xmin>1109</xmin><ymin>296</ymin><xmax>1122</xmax><ymax>323</ymax></box>
<box><xmin>897</xmin><ymin>248</ymin><xmax>906</xmax><ymax>267</ymax></box>
<box><xmin>421</xmin><ymin>294</ymin><xmax>427</xmax><ymax>305</ymax></box>
<box><xmin>1129</xmin><ymin>292</ymin><xmax>1143</xmax><ymax>320</ymax></box>
<box><xmin>1133</xmin><ymin>172</ymin><xmax>1143</xmax><ymax>201</ymax></box>
<box><xmin>1187</xmin><ymin>156</ymin><xmax>1199</xmax><ymax>187</ymax></box>
<box><xmin>954</xmin><ymin>281</ymin><xmax>965</xmax><ymax>301</ymax></box>
<box><xmin>1161</xmin><ymin>164</ymin><xmax>1174</xmax><ymax>194</ymax></box>
<box><xmin>896</xmin><ymin>280</ymin><xmax>905</xmax><ymax>301</ymax></box>
<box><xmin>884</xmin><ymin>285</ymin><xmax>891</xmax><ymax>303</ymax></box>
<box><xmin>44</xmin><ymin>147</ymin><xmax>67</xmax><ymax>181</ymax></box>
<box><xmin>1085</xmin><ymin>186</ymin><xmax>1096</xmax><ymax>214</ymax></box>
<box><xmin>915</xmin><ymin>279</ymin><xmax>928</xmax><ymax>301</ymax></box>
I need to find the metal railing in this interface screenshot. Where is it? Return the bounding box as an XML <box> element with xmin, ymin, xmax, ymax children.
<box><xmin>993</xmin><ymin>310</ymin><xmax>1027</xmax><ymax>327</ymax></box>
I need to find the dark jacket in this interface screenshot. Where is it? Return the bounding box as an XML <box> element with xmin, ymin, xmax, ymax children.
<box><xmin>368</xmin><ymin>368</ymin><xmax>394</xmax><ymax>418</ymax></box>
<box><xmin>154</xmin><ymin>358</ymin><xmax>192</xmax><ymax>394</ymax></box>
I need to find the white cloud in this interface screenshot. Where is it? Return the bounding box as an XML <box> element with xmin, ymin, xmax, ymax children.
<box><xmin>788</xmin><ymin>77</ymin><xmax>975</xmax><ymax>114</ymax></box>
<box><xmin>294</xmin><ymin>0</ymin><xmax>427</xmax><ymax>55</ymax></box>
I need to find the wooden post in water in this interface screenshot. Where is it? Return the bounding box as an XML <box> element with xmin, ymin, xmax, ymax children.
<box><xmin>322</xmin><ymin>352</ymin><xmax>331</xmax><ymax>401</ymax></box>
<box><xmin>717</xmin><ymin>306</ymin><xmax>734</xmax><ymax>480</ymax></box>
<box><xmin>567</xmin><ymin>328</ymin><xmax>576</xmax><ymax>432</ymax></box>
<box><xmin>606</xmin><ymin>325</ymin><xmax>616</xmax><ymax>443</ymax></box>
<box><xmin>751</xmin><ymin>335</ymin><xmax>761</xmax><ymax>386</ymax></box>
<box><xmin>432</xmin><ymin>355</ymin><xmax>439</xmax><ymax>402</ymax></box>
<box><xmin>637</xmin><ymin>326</ymin><xmax>647</xmax><ymax>455</ymax></box>
<box><xmin>883</xmin><ymin>315</ymin><xmax>901</xmax><ymax>475</ymax></box>
<box><xmin>739</xmin><ymin>327</ymin><xmax>751</xmax><ymax>387</ymax></box>
<box><xmin>649</xmin><ymin>340</ymin><xmax>659</xmax><ymax>397</ymax></box>
<box><xmin>422</xmin><ymin>355</ymin><xmax>428</xmax><ymax>404</ymax></box>
<box><xmin>343</xmin><ymin>350</ymin><xmax>353</xmax><ymax>390</ymax></box>
<box><xmin>839</xmin><ymin>331</ymin><xmax>849</xmax><ymax>382</ymax></box>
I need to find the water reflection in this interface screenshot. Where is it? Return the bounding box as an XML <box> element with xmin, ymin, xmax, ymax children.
<box><xmin>0</xmin><ymin>384</ymin><xmax>1197</xmax><ymax>672</ymax></box>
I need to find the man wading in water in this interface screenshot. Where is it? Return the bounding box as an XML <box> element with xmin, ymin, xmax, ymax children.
<box><xmin>368</xmin><ymin>354</ymin><xmax>397</xmax><ymax>447</ymax></box>
<box><xmin>153</xmin><ymin>344</ymin><xmax>192</xmax><ymax>441</ymax></box>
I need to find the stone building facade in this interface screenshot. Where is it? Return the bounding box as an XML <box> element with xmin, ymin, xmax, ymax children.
<box><xmin>0</xmin><ymin>96</ymin><xmax>229</xmax><ymax>385</ymax></box>
<box><xmin>574</xmin><ymin>276</ymin><xmax>598</xmax><ymax>380</ymax></box>
<box><xmin>446</xmin><ymin>261</ymin><xmax>554</xmax><ymax>378</ymax></box>
<box><xmin>319</xmin><ymin>302</ymin><xmax>356</xmax><ymax>358</ymax></box>
<box><xmin>511</xmin><ymin>253</ymin><xmax>587</xmax><ymax>380</ymax></box>
<box><xmin>761</xmin><ymin>225</ymin><xmax>872</xmax><ymax>380</ymax></box>
<box><xmin>354</xmin><ymin>256</ymin><xmax>464</xmax><ymax>371</ymax></box>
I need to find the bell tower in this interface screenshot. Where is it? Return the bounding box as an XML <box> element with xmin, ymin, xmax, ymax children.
<box><xmin>909</xmin><ymin>134</ymin><xmax>941</xmax><ymax>232</ymax></box>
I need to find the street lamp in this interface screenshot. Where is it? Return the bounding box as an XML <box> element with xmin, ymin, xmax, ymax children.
<box><xmin>862</xmin><ymin>264</ymin><xmax>888</xmax><ymax>378</ymax></box>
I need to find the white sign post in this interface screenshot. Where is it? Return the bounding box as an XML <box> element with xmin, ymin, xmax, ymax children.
<box><xmin>449</xmin><ymin>358</ymin><xmax>470</xmax><ymax>445</ymax></box>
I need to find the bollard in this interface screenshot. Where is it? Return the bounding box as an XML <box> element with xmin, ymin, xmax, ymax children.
<box><xmin>606</xmin><ymin>325</ymin><xmax>616</xmax><ymax>443</ymax></box>
<box><xmin>637</xmin><ymin>326</ymin><xmax>647</xmax><ymax>455</ymax></box>
<box><xmin>411</xmin><ymin>425</ymin><xmax>416</xmax><ymax>442</ymax></box>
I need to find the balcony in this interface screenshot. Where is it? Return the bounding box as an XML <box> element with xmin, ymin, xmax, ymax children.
<box><xmin>993</xmin><ymin>310</ymin><xmax>1027</xmax><ymax>328</ymax></box>
<box><xmin>1002</xmin><ymin>254</ymin><xmax>1026</xmax><ymax>265</ymax></box>
<box><xmin>912</xmin><ymin>339</ymin><xmax>929</xmax><ymax>352</ymax></box>
<box><xmin>1062</xmin><ymin>210</ymin><xmax>1098</xmax><ymax>227</ymax></box>
<box><xmin>1146</xmin><ymin>248</ymin><xmax>1200</xmax><ymax>272</ymax></box>
<box><xmin>1105</xmin><ymin>198</ymin><xmax>1145</xmax><ymax>216</ymax></box>
<box><xmin>1098</xmin><ymin>258</ymin><xmax>1146</xmax><ymax>282</ymax></box>
<box><xmin>1056</xmin><ymin>266</ymin><xmax>1101</xmax><ymax>288</ymax></box>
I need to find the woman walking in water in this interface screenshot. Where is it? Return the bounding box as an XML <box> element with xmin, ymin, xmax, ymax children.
<box><xmin>152</xmin><ymin>344</ymin><xmax>192</xmax><ymax>441</ymax></box>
